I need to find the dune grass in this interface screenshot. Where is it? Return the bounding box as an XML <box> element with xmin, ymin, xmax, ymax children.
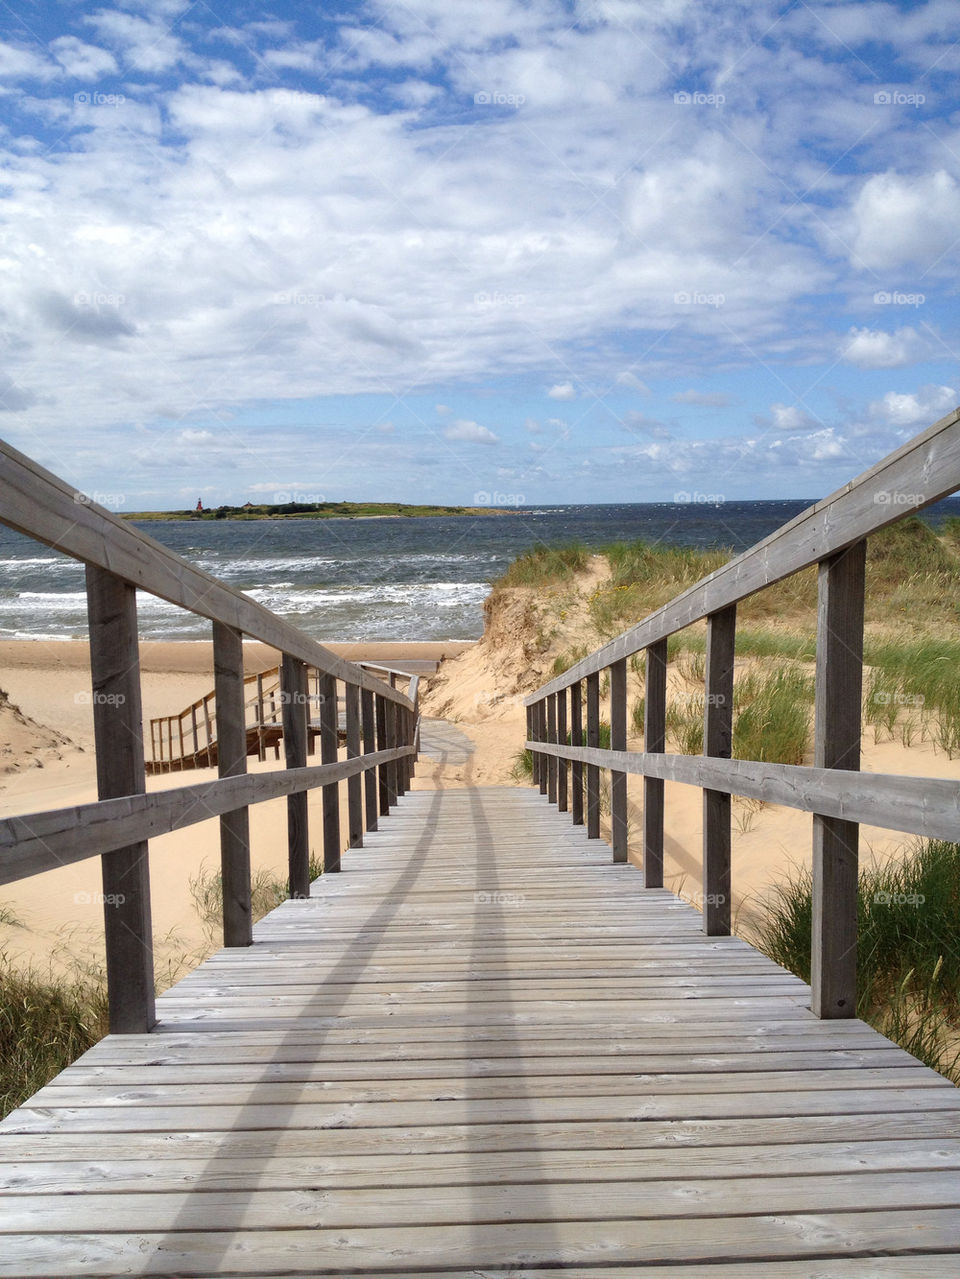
<box><xmin>0</xmin><ymin>959</ymin><xmax>109</xmax><ymax>1118</ymax></box>
<box><xmin>188</xmin><ymin>856</ymin><xmax>323</xmax><ymax>942</ymax></box>
<box><xmin>494</xmin><ymin>543</ymin><xmax>590</xmax><ymax>588</ymax></box>
<box><xmin>752</xmin><ymin>838</ymin><xmax>960</xmax><ymax>1082</ymax></box>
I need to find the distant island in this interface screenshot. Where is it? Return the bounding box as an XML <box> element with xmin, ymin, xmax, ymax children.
<box><xmin>122</xmin><ymin>500</ymin><xmax>504</xmax><ymax>521</ymax></box>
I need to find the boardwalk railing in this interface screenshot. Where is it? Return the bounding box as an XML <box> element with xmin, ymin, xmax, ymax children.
<box><xmin>0</xmin><ymin>439</ymin><xmax>418</xmax><ymax>1034</ymax></box>
<box><xmin>525</xmin><ymin>407</ymin><xmax>960</xmax><ymax>1020</ymax></box>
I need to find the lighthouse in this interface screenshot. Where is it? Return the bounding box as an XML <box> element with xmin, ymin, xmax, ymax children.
<box><xmin>195</xmin><ymin>497</ymin><xmax>203</xmax><ymax>513</ymax></box>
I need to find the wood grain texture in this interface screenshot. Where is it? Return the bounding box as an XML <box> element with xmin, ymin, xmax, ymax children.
<box><xmin>643</xmin><ymin>639</ymin><xmax>667</xmax><ymax>888</ymax></box>
<box><xmin>812</xmin><ymin>540</ymin><xmax>866</xmax><ymax>1018</ymax></box>
<box><xmin>85</xmin><ymin>565</ymin><xmax>155</xmax><ymax>1034</ymax></box>
<box><xmin>1</xmin><ymin>785</ymin><xmax>957</xmax><ymax>1276</ymax></box>
<box><xmin>213</xmin><ymin>622</ymin><xmax>252</xmax><ymax>949</ymax></box>
<box><xmin>524</xmin><ymin>741</ymin><xmax>960</xmax><ymax>843</ymax></box>
<box><xmin>703</xmin><ymin>605</ymin><xmax>735</xmax><ymax>935</ymax></box>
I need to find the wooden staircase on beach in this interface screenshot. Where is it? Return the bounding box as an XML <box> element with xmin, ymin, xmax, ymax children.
<box><xmin>2</xmin><ymin>411</ymin><xmax>960</xmax><ymax>1273</ymax></box>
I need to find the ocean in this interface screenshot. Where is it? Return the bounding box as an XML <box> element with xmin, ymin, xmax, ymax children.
<box><xmin>2</xmin><ymin>498</ymin><xmax>959</xmax><ymax>642</ymax></box>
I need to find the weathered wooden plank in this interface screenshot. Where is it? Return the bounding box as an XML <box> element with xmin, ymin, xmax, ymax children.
<box><xmin>85</xmin><ymin>564</ymin><xmax>155</xmax><ymax>1035</ymax></box>
<box><xmin>3</xmin><ymin>1137</ymin><xmax>959</xmax><ymax>1193</ymax></box>
<box><xmin>525</xmin><ymin>741</ymin><xmax>960</xmax><ymax>842</ymax></box>
<box><xmin>610</xmin><ymin>657</ymin><xmax>628</xmax><ymax>862</ymax></box>
<box><xmin>0</xmin><ymin>745</ymin><xmax>414</xmax><ymax>886</ymax></box>
<box><xmin>212</xmin><ymin>621</ymin><xmax>252</xmax><ymax>948</ymax></box>
<box><xmin>643</xmin><ymin>638</ymin><xmax>667</xmax><ymax>886</ymax></box>
<box><xmin>4</xmin><ymin>1210</ymin><xmax>960</xmax><ymax>1274</ymax></box>
<box><xmin>281</xmin><ymin>655</ymin><xmax>310</xmax><ymax>898</ymax></box>
<box><xmin>570</xmin><ymin>680</ymin><xmax>584</xmax><ymax>825</ymax></box>
<box><xmin>586</xmin><ymin>672</ymin><xmax>601</xmax><ymax>838</ymax></box>
<box><xmin>7</xmin><ymin>1168</ymin><xmax>960</xmax><ymax>1232</ymax></box>
<box><xmin>318</xmin><ymin>672</ymin><xmax>341</xmax><ymax>873</ymax></box>
<box><xmin>344</xmin><ymin>681</ymin><xmax>363</xmax><ymax>849</ymax></box>
<box><xmin>812</xmin><ymin>540</ymin><xmax>866</xmax><ymax>1018</ymax></box>
<box><xmin>703</xmin><ymin>604</ymin><xmax>735</xmax><ymax>935</ymax></box>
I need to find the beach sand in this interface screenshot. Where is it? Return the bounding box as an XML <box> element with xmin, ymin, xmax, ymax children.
<box><xmin>0</xmin><ymin>639</ymin><xmax>470</xmax><ymax>977</ymax></box>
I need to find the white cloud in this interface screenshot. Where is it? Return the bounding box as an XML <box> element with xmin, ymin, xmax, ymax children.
<box><xmin>85</xmin><ymin>10</ymin><xmax>187</xmax><ymax>74</ymax></box>
<box><xmin>869</xmin><ymin>384</ymin><xmax>957</xmax><ymax>428</ymax></box>
<box><xmin>841</xmin><ymin>326</ymin><xmax>928</xmax><ymax>369</ymax></box>
<box><xmin>769</xmin><ymin>403</ymin><xmax>818</xmax><ymax>432</ymax></box>
<box><xmin>847</xmin><ymin>170</ymin><xmax>960</xmax><ymax>272</ymax></box>
<box><xmin>445</xmin><ymin>418</ymin><xmax>500</xmax><ymax>443</ymax></box>
<box><xmin>548</xmin><ymin>382</ymin><xmax>576</xmax><ymax>400</ymax></box>
<box><xmin>50</xmin><ymin>36</ymin><xmax>118</xmax><ymax>79</ymax></box>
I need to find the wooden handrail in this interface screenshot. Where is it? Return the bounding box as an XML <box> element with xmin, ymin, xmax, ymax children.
<box><xmin>524</xmin><ymin>407</ymin><xmax>960</xmax><ymax>1022</ymax></box>
<box><xmin>0</xmin><ymin>436</ymin><xmax>420</xmax><ymax>1034</ymax></box>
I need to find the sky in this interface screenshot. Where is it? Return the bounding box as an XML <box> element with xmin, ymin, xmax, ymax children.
<box><xmin>0</xmin><ymin>0</ymin><xmax>958</xmax><ymax>509</ymax></box>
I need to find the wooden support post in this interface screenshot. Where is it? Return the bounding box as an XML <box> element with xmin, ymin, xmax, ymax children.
<box><xmin>537</xmin><ymin>700</ymin><xmax>548</xmax><ymax>796</ymax></box>
<box><xmin>586</xmin><ymin>672</ymin><xmax>601</xmax><ymax>839</ymax></box>
<box><xmin>202</xmin><ymin>698</ymin><xmax>212</xmax><ymax>764</ymax></box>
<box><xmin>255</xmin><ymin>673</ymin><xmax>265</xmax><ymax>761</ymax></box>
<box><xmin>703</xmin><ymin>605</ymin><xmax>736</xmax><ymax>935</ymax></box>
<box><xmin>570</xmin><ymin>681</ymin><xmax>584</xmax><ymax>826</ymax></box>
<box><xmin>556</xmin><ymin>687</ymin><xmax>568</xmax><ymax>813</ymax></box>
<box><xmin>213</xmin><ymin>622</ymin><xmax>252</xmax><ymax>948</ymax></box>
<box><xmin>643</xmin><ymin>639</ymin><xmax>667</xmax><ymax>888</ymax></box>
<box><xmin>345</xmin><ymin>682</ymin><xmax>363</xmax><ymax>849</ymax></box>
<box><xmin>85</xmin><ymin>565</ymin><xmax>155</xmax><ymax>1034</ymax></box>
<box><xmin>546</xmin><ymin>694</ymin><xmax>558</xmax><ymax>805</ymax></box>
<box><xmin>376</xmin><ymin>695</ymin><xmax>390</xmax><ymax>816</ymax></box>
<box><xmin>318</xmin><ymin>673</ymin><xmax>341</xmax><ymax>873</ymax></box>
<box><xmin>812</xmin><ymin>540</ymin><xmax>866</xmax><ymax>1019</ymax></box>
<box><xmin>385</xmin><ymin>698</ymin><xmax>399</xmax><ymax>807</ymax></box>
<box><xmin>610</xmin><ymin>658</ymin><xmax>628</xmax><ymax>863</ymax></box>
<box><xmin>281</xmin><ymin>654</ymin><xmax>310</xmax><ymax>899</ymax></box>
<box><xmin>396</xmin><ymin>705</ymin><xmax>408</xmax><ymax>797</ymax></box>
<box><xmin>361</xmin><ymin>687</ymin><xmax>378</xmax><ymax>832</ymax></box>
<box><xmin>525</xmin><ymin>705</ymin><xmax>535</xmax><ymax>786</ymax></box>
<box><xmin>191</xmin><ymin>705</ymin><xmax>199</xmax><ymax>762</ymax></box>
<box><xmin>529</xmin><ymin>702</ymin><xmax>541</xmax><ymax>789</ymax></box>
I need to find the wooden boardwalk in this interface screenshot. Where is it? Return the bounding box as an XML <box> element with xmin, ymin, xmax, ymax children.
<box><xmin>2</xmin><ymin>784</ymin><xmax>960</xmax><ymax>1275</ymax></box>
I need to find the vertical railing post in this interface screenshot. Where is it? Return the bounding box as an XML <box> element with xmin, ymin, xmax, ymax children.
<box><xmin>85</xmin><ymin>565</ymin><xmax>155</xmax><ymax>1034</ymax></box>
<box><xmin>536</xmin><ymin>700</ymin><xmax>548</xmax><ymax>796</ymax></box>
<box><xmin>530</xmin><ymin>701</ymin><xmax>542</xmax><ymax>790</ymax></box>
<box><xmin>812</xmin><ymin>541</ymin><xmax>866</xmax><ymax>1018</ymax></box>
<box><xmin>376</xmin><ymin>694</ymin><xmax>390</xmax><ymax>815</ymax></box>
<box><xmin>546</xmin><ymin>694</ymin><xmax>558</xmax><ymax>805</ymax></box>
<box><xmin>570</xmin><ymin>681</ymin><xmax>584</xmax><ymax>826</ymax></box>
<box><xmin>281</xmin><ymin>654</ymin><xmax>310</xmax><ymax>898</ymax></box>
<box><xmin>213</xmin><ymin>621</ymin><xmax>252</xmax><ymax>947</ymax></box>
<box><xmin>703</xmin><ymin>606</ymin><xmax>736</xmax><ymax>935</ymax></box>
<box><xmin>585</xmin><ymin>672</ymin><xmax>601</xmax><ymax>839</ymax></box>
<box><xmin>610</xmin><ymin>658</ymin><xmax>628</xmax><ymax>863</ymax></box>
<box><xmin>385</xmin><ymin>697</ymin><xmax>399</xmax><ymax>807</ymax></box>
<box><xmin>345</xmin><ymin>681</ymin><xmax>363</xmax><ymax>849</ymax></box>
<box><xmin>643</xmin><ymin>639</ymin><xmax>667</xmax><ymax>888</ymax></box>
<box><xmin>556</xmin><ymin>686</ymin><xmax>568</xmax><ymax>813</ymax></box>
<box><xmin>525</xmin><ymin>704</ymin><xmax>534</xmax><ymax>785</ymax></box>
<box><xmin>318</xmin><ymin>672</ymin><xmax>341</xmax><ymax>873</ymax></box>
<box><xmin>361</xmin><ymin>686</ymin><xmax>378</xmax><ymax>831</ymax></box>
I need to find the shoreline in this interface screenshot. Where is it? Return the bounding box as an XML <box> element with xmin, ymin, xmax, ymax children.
<box><xmin>0</xmin><ymin>638</ymin><xmax>474</xmax><ymax>675</ymax></box>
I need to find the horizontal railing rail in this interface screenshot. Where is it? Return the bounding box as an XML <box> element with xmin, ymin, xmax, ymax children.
<box><xmin>524</xmin><ymin>407</ymin><xmax>960</xmax><ymax>1021</ymax></box>
<box><xmin>0</xmin><ymin>437</ymin><xmax>419</xmax><ymax>1035</ymax></box>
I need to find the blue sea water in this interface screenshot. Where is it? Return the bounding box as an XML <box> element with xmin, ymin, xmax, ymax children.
<box><xmin>2</xmin><ymin>498</ymin><xmax>959</xmax><ymax>642</ymax></box>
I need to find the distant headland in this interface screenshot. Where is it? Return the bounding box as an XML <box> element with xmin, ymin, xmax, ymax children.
<box><xmin>121</xmin><ymin>500</ymin><xmax>522</xmax><ymax>521</ymax></box>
